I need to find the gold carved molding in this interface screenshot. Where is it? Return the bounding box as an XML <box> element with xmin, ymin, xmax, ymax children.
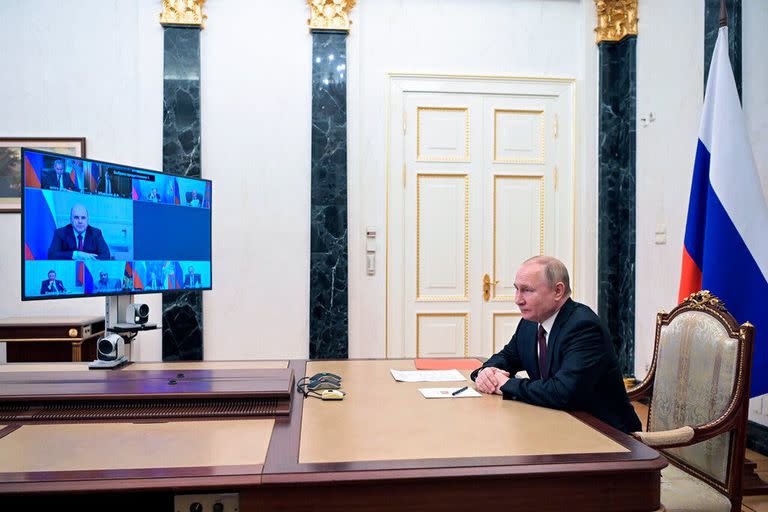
<box><xmin>594</xmin><ymin>0</ymin><xmax>638</xmax><ymax>43</ymax></box>
<box><xmin>160</xmin><ymin>0</ymin><xmax>207</xmax><ymax>28</ymax></box>
<box><xmin>308</xmin><ymin>0</ymin><xmax>357</xmax><ymax>32</ymax></box>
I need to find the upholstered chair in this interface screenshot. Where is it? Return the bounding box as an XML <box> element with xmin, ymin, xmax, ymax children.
<box><xmin>628</xmin><ymin>291</ymin><xmax>755</xmax><ymax>512</ymax></box>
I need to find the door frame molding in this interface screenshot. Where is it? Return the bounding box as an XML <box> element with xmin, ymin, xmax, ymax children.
<box><xmin>386</xmin><ymin>73</ymin><xmax>578</xmax><ymax>358</ymax></box>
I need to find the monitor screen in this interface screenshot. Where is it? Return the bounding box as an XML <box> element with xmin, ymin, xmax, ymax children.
<box><xmin>21</xmin><ymin>149</ymin><xmax>212</xmax><ymax>301</ymax></box>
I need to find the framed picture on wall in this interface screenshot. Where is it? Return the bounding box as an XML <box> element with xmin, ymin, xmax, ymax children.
<box><xmin>0</xmin><ymin>137</ymin><xmax>86</xmax><ymax>213</ymax></box>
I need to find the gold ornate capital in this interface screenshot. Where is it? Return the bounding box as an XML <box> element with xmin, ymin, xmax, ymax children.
<box><xmin>160</xmin><ymin>0</ymin><xmax>207</xmax><ymax>28</ymax></box>
<box><xmin>308</xmin><ymin>0</ymin><xmax>357</xmax><ymax>32</ymax></box>
<box><xmin>594</xmin><ymin>0</ymin><xmax>637</xmax><ymax>43</ymax></box>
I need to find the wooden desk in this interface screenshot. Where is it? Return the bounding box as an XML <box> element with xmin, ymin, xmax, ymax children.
<box><xmin>0</xmin><ymin>359</ymin><xmax>666</xmax><ymax>511</ymax></box>
<box><xmin>0</xmin><ymin>316</ymin><xmax>105</xmax><ymax>363</ymax></box>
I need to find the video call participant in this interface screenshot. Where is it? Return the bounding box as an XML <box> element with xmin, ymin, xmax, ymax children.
<box><xmin>147</xmin><ymin>187</ymin><xmax>161</xmax><ymax>202</ymax></box>
<box><xmin>41</xmin><ymin>159</ymin><xmax>76</xmax><ymax>191</ymax></box>
<box><xmin>146</xmin><ymin>271</ymin><xmax>163</xmax><ymax>290</ymax></box>
<box><xmin>186</xmin><ymin>190</ymin><xmax>201</xmax><ymax>207</ymax></box>
<box><xmin>95</xmin><ymin>271</ymin><xmax>115</xmax><ymax>292</ymax></box>
<box><xmin>97</xmin><ymin>168</ymin><xmax>130</xmax><ymax>198</ymax></box>
<box><xmin>47</xmin><ymin>204</ymin><xmax>111</xmax><ymax>261</ymax></box>
<box><xmin>471</xmin><ymin>255</ymin><xmax>641</xmax><ymax>434</ymax></box>
<box><xmin>183</xmin><ymin>266</ymin><xmax>200</xmax><ymax>288</ymax></box>
<box><xmin>40</xmin><ymin>270</ymin><xmax>66</xmax><ymax>294</ymax></box>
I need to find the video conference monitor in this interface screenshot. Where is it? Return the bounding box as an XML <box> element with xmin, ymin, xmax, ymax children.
<box><xmin>21</xmin><ymin>149</ymin><xmax>212</xmax><ymax>301</ymax></box>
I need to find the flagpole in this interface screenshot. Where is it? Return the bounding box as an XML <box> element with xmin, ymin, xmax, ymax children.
<box><xmin>720</xmin><ymin>0</ymin><xmax>727</xmax><ymax>28</ymax></box>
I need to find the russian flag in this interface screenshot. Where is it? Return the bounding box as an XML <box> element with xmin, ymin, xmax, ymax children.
<box><xmin>24</xmin><ymin>151</ymin><xmax>42</xmax><ymax>189</ymax></box>
<box><xmin>679</xmin><ymin>26</ymin><xmax>768</xmax><ymax>397</ymax></box>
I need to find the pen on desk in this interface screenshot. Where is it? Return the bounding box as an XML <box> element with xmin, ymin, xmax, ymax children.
<box><xmin>452</xmin><ymin>386</ymin><xmax>468</xmax><ymax>396</ymax></box>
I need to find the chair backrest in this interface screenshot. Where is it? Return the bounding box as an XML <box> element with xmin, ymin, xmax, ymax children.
<box><xmin>645</xmin><ymin>291</ymin><xmax>753</xmax><ymax>500</ymax></box>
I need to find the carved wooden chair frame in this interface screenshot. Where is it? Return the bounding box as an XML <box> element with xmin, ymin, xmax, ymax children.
<box><xmin>628</xmin><ymin>290</ymin><xmax>755</xmax><ymax>511</ymax></box>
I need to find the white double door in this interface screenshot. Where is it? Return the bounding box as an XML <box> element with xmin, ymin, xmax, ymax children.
<box><xmin>388</xmin><ymin>77</ymin><xmax>574</xmax><ymax>358</ymax></box>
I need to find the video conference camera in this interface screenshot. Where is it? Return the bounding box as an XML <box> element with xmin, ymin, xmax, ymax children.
<box><xmin>126</xmin><ymin>303</ymin><xmax>150</xmax><ymax>325</ymax></box>
<box><xmin>88</xmin><ymin>332</ymin><xmax>128</xmax><ymax>369</ymax></box>
<box><xmin>97</xmin><ymin>333</ymin><xmax>126</xmax><ymax>361</ymax></box>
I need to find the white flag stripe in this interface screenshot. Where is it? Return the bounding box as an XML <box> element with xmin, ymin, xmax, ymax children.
<box><xmin>702</xmin><ymin>27</ymin><xmax>768</xmax><ymax>279</ymax></box>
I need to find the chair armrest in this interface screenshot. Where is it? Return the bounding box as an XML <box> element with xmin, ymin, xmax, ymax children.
<box><xmin>631</xmin><ymin>426</ymin><xmax>695</xmax><ymax>448</ymax></box>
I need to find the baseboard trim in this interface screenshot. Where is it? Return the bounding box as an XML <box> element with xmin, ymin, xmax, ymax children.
<box><xmin>747</xmin><ymin>420</ymin><xmax>768</xmax><ymax>456</ymax></box>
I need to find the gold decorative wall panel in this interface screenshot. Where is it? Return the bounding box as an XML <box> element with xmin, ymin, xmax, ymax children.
<box><xmin>493</xmin><ymin>109</ymin><xmax>545</xmax><ymax>164</ymax></box>
<box><xmin>594</xmin><ymin>0</ymin><xmax>638</xmax><ymax>43</ymax></box>
<box><xmin>416</xmin><ymin>313</ymin><xmax>469</xmax><ymax>357</ymax></box>
<box><xmin>416</xmin><ymin>107</ymin><xmax>470</xmax><ymax>162</ymax></box>
<box><xmin>308</xmin><ymin>0</ymin><xmax>357</xmax><ymax>32</ymax></box>
<box><xmin>416</xmin><ymin>174</ymin><xmax>469</xmax><ymax>302</ymax></box>
<box><xmin>160</xmin><ymin>0</ymin><xmax>206</xmax><ymax>27</ymax></box>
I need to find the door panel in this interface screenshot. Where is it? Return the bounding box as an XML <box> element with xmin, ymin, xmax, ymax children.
<box><xmin>417</xmin><ymin>174</ymin><xmax>469</xmax><ymax>301</ymax></box>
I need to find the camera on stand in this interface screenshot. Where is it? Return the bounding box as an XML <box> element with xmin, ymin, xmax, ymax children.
<box><xmin>89</xmin><ymin>302</ymin><xmax>158</xmax><ymax>370</ymax></box>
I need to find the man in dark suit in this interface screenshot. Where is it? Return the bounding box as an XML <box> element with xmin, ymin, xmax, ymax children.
<box><xmin>47</xmin><ymin>204</ymin><xmax>111</xmax><ymax>261</ymax></box>
<box><xmin>186</xmin><ymin>190</ymin><xmax>202</xmax><ymax>207</ymax></box>
<box><xmin>472</xmin><ymin>256</ymin><xmax>641</xmax><ymax>433</ymax></box>
<box><xmin>97</xmin><ymin>168</ymin><xmax>130</xmax><ymax>198</ymax></box>
<box><xmin>147</xmin><ymin>187</ymin><xmax>161</xmax><ymax>203</ymax></box>
<box><xmin>40</xmin><ymin>270</ymin><xmax>65</xmax><ymax>294</ymax></box>
<box><xmin>146</xmin><ymin>271</ymin><xmax>163</xmax><ymax>290</ymax></box>
<box><xmin>41</xmin><ymin>159</ymin><xmax>76</xmax><ymax>191</ymax></box>
<box><xmin>183</xmin><ymin>266</ymin><xmax>200</xmax><ymax>288</ymax></box>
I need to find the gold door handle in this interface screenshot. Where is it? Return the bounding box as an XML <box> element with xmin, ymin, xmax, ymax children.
<box><xmin>483</xmin><ymin>273</ymin><xmax>500</xmax><ymax>301</ymax></box>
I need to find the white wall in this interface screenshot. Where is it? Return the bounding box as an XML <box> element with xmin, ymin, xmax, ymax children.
<box><xmin>348</xmin><ymin>0</ymin><xmax>593</xmax><ymax>357</ymax></box>
<box><xmin>0</xmin><ymin>1</ymin><xmax>765</xmax><ymax>377</ymax></box>
<box><xmin>635</xmin><ymin>0</ymin><xmax>704</xmax><ymax>379</ymax></box>
<box><xmin>0</xmin><ymin>0</ymin><xmax>164</xmax><ymax>362</ymax></box>
<box><xmin>200</xmin><ymin>0</ymin><xmax>311</xmax><ymax>360</ymax></box>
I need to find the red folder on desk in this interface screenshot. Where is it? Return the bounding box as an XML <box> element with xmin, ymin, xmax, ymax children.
<box><xmin>414</xmin><ymin>358</ymin><xmax>482</xmax><ymax>371</ymax></box>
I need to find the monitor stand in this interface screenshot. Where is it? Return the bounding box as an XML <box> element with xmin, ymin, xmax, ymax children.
<box><xmin>110</xmin><ymin>323</ymin><xmax>158</xmax><ymax>332</ymax></box>
<box><xmin>88</xmin><ymin>356</ymin><xmax>128</xmax><ymax>370</ymax></box>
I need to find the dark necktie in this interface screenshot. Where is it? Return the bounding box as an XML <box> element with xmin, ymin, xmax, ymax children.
<box><xmin>76</xmin><ymin>234</ymin><xmax>84</xmax><ymax>251</ymax></box>
<box><xmin>537</xmin><ymin>324</ymin><xmax>548</xmax><ymax>380</ymax></box>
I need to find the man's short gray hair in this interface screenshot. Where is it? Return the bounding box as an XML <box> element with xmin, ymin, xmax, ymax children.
<box><xmin>524</xmin><ymin>255</ymin><xmax>572</xmax><ymax>297</ymax></box>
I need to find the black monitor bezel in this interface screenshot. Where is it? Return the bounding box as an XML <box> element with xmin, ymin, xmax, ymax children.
<box><xmin>20</xmin><ymin>148</ymin><xmax>213</xmax><ymax>301</ymax></box>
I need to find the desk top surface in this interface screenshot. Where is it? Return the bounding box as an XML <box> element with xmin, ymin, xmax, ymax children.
<box><xmin>299</xmin><ymin>360</ymin><xmax>627</xmax><ymax>464</ymax></box>
<box><xmin>0</xmin><ymin>359</ymin><xmax>664</xmax><ymax>493</ymax></box>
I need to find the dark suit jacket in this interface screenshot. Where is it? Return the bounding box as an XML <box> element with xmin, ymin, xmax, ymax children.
<box><xmin>146</xmin><ymin>278</ymin><xmax>163</xmax><ymax>290</ymax></box>
<box><xmin>40</xmin><ymin>279</ymin><xmax>65</xmax><ymax>294</ymax></box>
<box><xmin>184</xmin><ymin>274</ymin><xmax>201</xmax><ymax>288</ymax></box>
<box><xmin>41</xmin><ymin>171</ymin><xmax>76</xmax><ymax>191</ymax></box>
<box><xmin>471</xmin><ymin>298</ymin><xmax>641</xmax><ymax>433</ymax></box>
<box><xmin>97</xmin><ymin>171</ymin><xmax>130</xmax><ymax>198</ymax></box>
<box><xmin>47</xmin><ymin>225</ymin><xmax>111</xmax><ymax>260</ymax></box>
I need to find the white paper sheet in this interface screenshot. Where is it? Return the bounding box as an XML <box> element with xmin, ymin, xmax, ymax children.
<box><xmin>390</xmin><ymin>369</ymin><xmax>466</xmax><ymax>382</ymax></box>
<box><xmin>418</xmin><ymin>387</ymin><xmax>482</xmax><ymax>399</ymax></box>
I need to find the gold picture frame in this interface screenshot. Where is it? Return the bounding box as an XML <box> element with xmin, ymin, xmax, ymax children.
<box><xmin>0</xmin><ymin>137</ymin><xmax>86</xmax><ymax>213</ymax></box>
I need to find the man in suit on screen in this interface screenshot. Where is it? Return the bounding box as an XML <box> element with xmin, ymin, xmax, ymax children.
<box><xmin>41</xmin><ymin>159</ymin><xmax>76</xmax><ymax>191</ymax></box>
<box><xmin>183</xmin><ymin>266</ymin><xmax>201</xmax><ymax>288</ymax></box>
<box><xmin>47</xmin><ymin>204</ymin><xmax>111</xmax><ymax>261</ymax></box>
<box><xmin>471</xmin><ymin>256</ymin><xmax>641</xmax><ymax>433</ymax></box>
<box><xmin>40</xmin><ymin>270</ymin><xmax>65</xmax><ymax>294</ymax></box>
<box><xmin>146</xmin><ymin>271</ymin><xmax>163</xmax><ymax>290</ymax></box>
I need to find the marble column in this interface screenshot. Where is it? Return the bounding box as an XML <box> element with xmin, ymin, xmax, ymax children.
<box><xmin>598</xmin><ymin>34</ymin><xmax>637</xmax><ymax>377</ymax></box>
<box><xmin>310</xmin><ymin>32</ymin><xmax>348</xmax><ymax>359</ymax></box>
<box><xmin>705</xmin><ymin>0</ymin><xmax>741</xmax><ymax>100</ymax></box>
<box><xmin>161</xmin><ymin>26</ymin><xmax>203</xmax><ymax>361</ymax></box>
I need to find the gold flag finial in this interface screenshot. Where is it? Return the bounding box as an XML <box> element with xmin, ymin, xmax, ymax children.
<box><xmin>594</xmin><ymin>0</ymin><xmax>638</xmax><ymax>43</ymax></box>
<box><xmin>160</xmin><ymin>0</ymin><xmax>207</xmax><ymax>28</ymax></box>
<box><xmin>308</xmin><ymin>0</ymin><xmax>357</xmax><ymax>32</ymax></box>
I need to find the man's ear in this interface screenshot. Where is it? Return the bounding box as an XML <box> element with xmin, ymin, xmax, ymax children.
<box><xmin>554</xmin><ymin>282</ymin><xmax>565</xmax><ymax>300</ymax></box>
